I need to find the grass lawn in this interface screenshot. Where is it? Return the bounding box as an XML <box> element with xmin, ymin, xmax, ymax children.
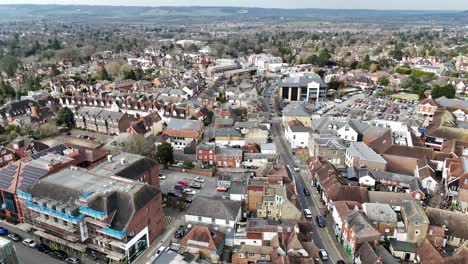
<box><xmin>391</xmin><ymin>92</ymin><xmax>419</xmax><ymax>101</ymax></box>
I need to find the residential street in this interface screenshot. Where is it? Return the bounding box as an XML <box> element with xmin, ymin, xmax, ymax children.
<box><xmin>265</xmin><ymin>82</ymin><xmax>348</xmax><ymax>263</ymax></box>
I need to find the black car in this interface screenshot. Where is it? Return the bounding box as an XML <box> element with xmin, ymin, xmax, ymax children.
<box><xmin>303</xmin><ymin>188</ymin><xmax>310</xmax><ymax>196</ymax></box>
<box><xmin>50</xmin><ymin>250</ymin><xmax>68</xmax><ymax>260</ymax></box>
<box><xmin>316</xmin><ymin>215</ymin><xmax>326</xmax><ymax>228</ymax></box>
<box><xmin>337</xmin><ymin>260</ymin><xmax>346</xmax><ymax>264</ymax></box>
<box><xmin>36</xmin><ymin>243</ymin><xmax>52</xmax><ymax>254</ymax></box>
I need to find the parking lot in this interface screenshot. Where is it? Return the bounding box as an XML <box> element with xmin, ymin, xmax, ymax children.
<box><xmin>159</xmin><ymin>169</ymin><xmax>221</xmax><ymax>199</ymax></box>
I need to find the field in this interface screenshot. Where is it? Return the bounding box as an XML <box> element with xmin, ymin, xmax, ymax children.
<box><xmin>391</xmin><ymin>92</ymin><xmax>419</xmax><ymax>101</ymax></box>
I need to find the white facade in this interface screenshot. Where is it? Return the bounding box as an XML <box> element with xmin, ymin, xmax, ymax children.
<box><xmin>285</xmin><ymin>126</ymin><xmax>310</xmax><ymax>149</ymax></box>
<box><xmin>337</xmin><ymin>125</ymin><xmax>358</xmax><ymax>142</ymax></box>
<box><xmin>359</xmin><ymin>175</ymin><xmax>376</xmax><ymax>187</ymax></box>
<box><xmin>185</xmin><ymin>213</ymin><xmax>239</xmax><ymax>229</ymax></box>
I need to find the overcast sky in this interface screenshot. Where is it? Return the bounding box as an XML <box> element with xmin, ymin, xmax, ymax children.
<box><xmin>2</xmin><ymin>0</ymin><xmax>468</xmax><ymax>10</ymax></box>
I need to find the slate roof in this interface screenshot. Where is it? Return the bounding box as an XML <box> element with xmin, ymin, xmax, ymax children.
<box><xmin>389</xmin><ymin>238</ymin><xmax>417</xmax><ymax>253</ymax></box>
<box><xmin>362</xmin><ymin>203</ymin><xmax>397</xmax><ymax>223</ymax></box>
<box><xmin>215</xmin><ymin>127</ymin><xmax>242</xmax><ymax>137</ymax></box>
<box><xmin>401</xmin><ymin>200</ymin><xmax>429</xmax><ymax>224</ymax></box>
<box><xmin>347</xmin><ymin>142</ymin><xmax>387</xmax><ymax>164</ymax></box>
<box><xmin>435</xmin><ymin>96</ymin><xmax>468</xmax><ymax>109</ymax></box>
<box><xmin>186</xmin><ymin>197</ymin><xmax>241</xmax><ymax>221</ymax></box>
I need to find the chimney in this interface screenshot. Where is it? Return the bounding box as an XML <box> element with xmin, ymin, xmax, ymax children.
<box><xmin>107</xmin><ymin>155</ymin><xmax>113</xmax><ymax>163</ymax></box>
<box><xmin>120</xmin><ymin>157</ymin><xmax>126</xmax><ymax>166</ymax></box>
<box><xmin>13</xmin><ymin>139</ymin><xmax>24</xmax><ymax>150</ymax></box>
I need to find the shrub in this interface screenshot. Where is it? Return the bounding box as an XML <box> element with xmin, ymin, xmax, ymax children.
<box><xmin>6</xmin><ymin>216</ymin><xmax>18</xmax><ymax>224</ymax></box>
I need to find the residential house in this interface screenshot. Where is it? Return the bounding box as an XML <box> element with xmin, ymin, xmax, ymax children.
<box><xmin>0</xmin><ymin>146</ymin><xmax>16</xmax><ymax>168</ymax></box>
<box><xmin>282</xmin><ymin>103</ymin><xmax>312</xmax><ymax>127</ymax></box>
<box><xmin>74</xmin><ymin>107</ymin><xmax>133</xmax><ymax>134</ymax></box>
<box><xmin>215</xmin><ymin>128</ymin><xmax>244</xmax><ymax>147</ymax></box>
<box><xmin>400</xmin><ymin>200</ymin><xmax>429</xmax><ymax>243</ymax></box>
<box><xmin>443</xmin><ymin>156</ymin><xmax>468</xmax><ymax>212</ymax></box>
<box><xmin>425</xmin><ymin>110</ymin><xmax>468</xmax><ymax>150</ymax></box>
<box><xmin>6</xmin><ymin>137</ymin><xmax>49</xmax><ymax>159</ymax></box>
<box><xmin>163</xmin><ymin>119</ymin><xmax>204</xmax><ymax>150</ymax></box>
<box><xmin>425</xmin><ymin>207</ymin><xmax>468</xmax><ymax>247</ymax></box>
<box><xmin>362</xmin><ymin>203</ymin><xmax>397</xmax><ymax>237</ymax></box>
<box><xmin>256</xmin><ymin>184</ymin><xmax>302</xmax><ymax>222</ymax></box>
<box><xmin>341</xmin><ymin>209</ymin><xmax>381</xmax><ymax>256</ymax></box>
<box><xmin>345</xmin><ymin>142</ymin><xmax>387</xmax><ymax>170</ymax></box>
<box><xmin>414</xmin><ymin>157</ymin><xmax>439</xmax><ymax>193</ymax></box>
<box><xmin>312</xmin><ymin>117</ymin><xmax>369</xmax><ymax>142</ymax></box>
<box><xmin>332</xmin><ymin>201</ymin><xmax>362</xmax><ymax>245</ymax></box>
<box><xmin>214</xmin><ymin>147</ymin><xmax>243</xmax><ymax>168</ymax></box>
<box><xmin>185</xmin><ymin>197</ymin><xmax>241</xmax><ymax>228</ymax></box>
<box><xmin>179</xmin><ymin>226</ymin><xmax>225</xmax><ymax>262</ymax></box>
<box><xmin>355</xmin><ymin>242</ymin><xmax>397</xmax><ymax>264</ymax></box>
<box><xmin>247</xmin><ymin>180</ymin><xmax>267</xmax><ymax>212</ymax></box>
<box><xmin>284</xmin><ymin>120</ymin><xmax>311</xmax><ymax>149</ymax></box>
<box><xmin>245</xmin><ymin>127</ymin><xmax>269</xmax><ymax>145</ymax></box>
<box><xmin>309</xmin><ymin>134</ymin><xmax>346</xmax><ymax>168</ymax></box>
<box><xmin>196</xmin><ymin>143</ymin><xmax>216</xmax><ymax>166</ymax></box>
<box><xmin>232</xmin><ymin>245</ymin><xmax>273</xmax><ymax>264</ymax></box>
<box><xmin>417</xmin><ymin>97</ymin><xmax>439</xmax><ymax>116</ymax></box>
<box><xmin>389</xmin><ymin>239</ymin><xmax>417</xmax><ymax>262</ymax></box>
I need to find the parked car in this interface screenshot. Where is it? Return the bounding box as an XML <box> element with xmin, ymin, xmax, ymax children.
<box><xmin>190</xmin><ymin>182</ymin><xmax>202</xmax><ymax>189</ymax></box>
<box><xmin>7</xmin><ymin>233</ymin><xmax>21</xmax><ymax>242</ymax></box>
<box><xmin>293</xmin><ymin>166</ymin><xmax>300</xmax><ymax>172</ymax></box>
<box><xmin>184</xmin><ymin>188</ymin><xmax>196</xmax><ymax>195</ymax></box>
<box><xmin>159</xmin><ymin>174</ymin><xmax>167</xmax><ymax>180</ymax></box>
<box><xmin>194</xmin><ymin>177</ymin><xmax>205</xmax><ymax>183</ymax></box>
<box><xmin>303</xmin><ymin>209</ymin><xmax>312</xmax><ymax>219</ymax></box>
<box><xmin>319</xmin><ymin>249</ymin><xmax>329</xmax><ymax>261</ymax></box>
<box><xmin>0</xmin><ymin>227</ymin><xmax>8</xmax><ymax>236</ymax></box>
<box><xmin>155</xmin><ymin>246</ymin><xmax>166</xmax><ymax>259</ymax></box>
<box><xmin>36</xmin><ymin>243</ymin><xmax>52</xmax><ymax>254</ymax></box>
<box><xmin>22</xmin><ymin>238</ymin><xmax>37</xmax><ymax>248</ymax></box>
<box><xmin>50</xmin><ymin>249</ymin><xmax>68</xmax><ymax>260</ymax></box>
<box><xmin>168</xmin><ymin>190</ymin><xmax>183</xmax><ymax>198</ymax></box>
<box><xmin>336</xmin><ymin>260</ymin><xmax>346</xmax><ymax>264</ymax></box>
<box><xmin>65</xmin><ymin>257</ymin><xmax>81</xmax><ymax>264</ymax></box>
<box><xmin>303</xmin><ymin>188</ymin><xmax>310</xmax><ymax>196</ymax></box>
<box><xmin>316</xmin><ymin>215</ymin><xmax>326</xmax><ymax>227</ymax></box>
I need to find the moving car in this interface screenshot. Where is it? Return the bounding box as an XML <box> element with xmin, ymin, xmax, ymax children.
<box><xmin>319</xmin><ymin>249</ymin><xmax>329</xmax><ymax>261</ymax></box>
<box><xmin>316</xmin><ymin>215</ymin><xmax>326</xmax><ymax>228</ymax></box>
<box><xmin>22</xmin><ymin>238</ymin><xmax>37</xmax><ymax>248</ymax></box>
<box><xmin>194</xmin><ymin>177</ymin><xmax>205</xmax><ymax>183</ymax></box>
<box><xmin>303</xmin><ymin>188</ymin><xmax>310</xmax><ymax>196</ymax></box>
<box><xmin>0</xmin><ymin>227</ymin><xmax>8</xmax><ymax>236</ymax></box>
<box><xmin>65</xmin><ymin>257</ymin><xmax>81</xmax><ymax>264</ymax></box>
<box><xmin>7</xmin><ymin>233</ymin><xmax>21</xmax><ymax>242</ymax></box>
<box><xmin>36</xmin><ymin>243</ymin><xmax>52</xmax><ymax>254</ymax></box>
<box><xmin>303</xmin><ymin>209</ymin><xmax>313</xmax><ymax>219</ymax></box>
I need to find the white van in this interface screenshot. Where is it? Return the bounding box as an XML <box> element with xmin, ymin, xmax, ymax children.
<box><xmin>303</xmin><ymin>209</ymin><xmax>312</xmax><ymax>219</ymax></box>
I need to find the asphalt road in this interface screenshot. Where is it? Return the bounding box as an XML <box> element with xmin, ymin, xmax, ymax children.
<box><xmin>0</xmin><ymin>222</ymin><xmax>63</xmax><ymax>264</ymax></box>
<box><xmin>264</xmin><ymin>81</ymin><xmax>347</xmax><ymax>263</ymax></box>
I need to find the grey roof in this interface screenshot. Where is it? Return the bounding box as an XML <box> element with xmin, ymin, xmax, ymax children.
<box><xmin>345</xmin><ymin>209</ymin><xmax>381</xmax><ymax>238</ymax></box>
<box><xmin>260</xmin><ymin>143</ymin><xmax>277</xmax><ymax>152</ymax></box>
<box><xmin>389</xmin><ymin>238</ymin><xmax>417</xmax><ymax>253</ymax></box>
<box><xmin>216</xmin><ymin>147</ymin><xmax>243</xmax><ymax>157</ymax></box>
<box><xmin>435</xmin><ymin>96</ymin><xmax>468</xmax><ymax>109</ymax></box>
<box><xmin>368</xmin><ymin>191</ymin><xmax>413</xmax><ymax>207</ymax></box>
<box><xmin>229</xmin><ymin>182</ymin><xmax>246</xmax><ymax>195</ymax></box>
<box><xmin>375</xmin><ymin>245</ymin><xmax>398</xmax><ymax>264</ymax></box>
<box><xmin>215</xmin><ymin>127</ymin><xmax>242</xmax><ymax>137</ymax></box>
<box><xmin>312</xmin><ymin>118</ymin><xmax>369</xmax><ymax>135</ymax></box>
<box><xmin>362</xmin><ymin>203</ymin><xmax>397</xmax><ymax>223</ymax></box>
<box><xmin>347</xmin><ymin>142</ymin><xmax>387</xmax><ymax>164</ymax></box>
<box><xmin>282</xmin><ymin>103</ymin><xmax>311</xmax><ymax>117</ymax></box>
<box><xmin>215</xmin><ymin>118</ymin><xmax>234</xmax><ymax>126</ymax></box>
<box><xmin>233</xmin><ymin>121</ymin><xmax>259</xmax><ymax>130</ymax></box>
<box><xmin>280</xmin><ymin>72</ymin><xmax>327</xmax><ymax>88</ymax></box>
<box><xmin>401</xmin><ymin>200</ymin><xmax>429</xmax><ymax>224</ymax></box>
<box><xmin>360</xmin><ymin>169</ymin><xmax>425</xmax><ymax>192</ymax></box>
<box><xmin>185</xmin><ymin>197</ymin><xmax>241</xmax><ymax>221</ymax></box>
<box><xmin>166</xmin><ymin>118</ymin><xmax>202</xmax><ymax>131</ymax></box>
<box><xmin>244</xmin><ymin>153</ymin><xmax>279</xmax><ymax>160</ymax></box>
<box><xmin>289</xmin><ymin>126</ymin><xmax>311</xmax><ymax>133</ymax></box>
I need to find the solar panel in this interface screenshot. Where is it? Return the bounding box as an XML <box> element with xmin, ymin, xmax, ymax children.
<box><xmin>30</xmin><ymin>144</ymin><xmax>67</xmax><ymax>160</ymax></box>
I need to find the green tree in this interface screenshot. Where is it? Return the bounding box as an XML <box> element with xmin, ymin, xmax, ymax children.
<box><xmin>0</xmin><ymin>56</ymin><xmax>20</xmax><ymax>77</ymax></box>
<box><xmin>56</xmin><ymin>107</ymin><xmax>75</xmax><ymax>127</ymax></box>
<box><xmin>183</xmin><ymin>160</ymin><xmax>195</xmax><ymax>169</ymax></box>
<box><xmin>97</xmin><ymin>66</ymin><xmax>111</xmax><ymax>81</ymax></box>
<box><xmin>379</xmin><ymin>77</ymin><xmax>390</xmax><ymax>86</ymax></box>
<box><xmin>431</xmin><ymin>84</ymin><xmax>455</xmax><ymax>99</ymax></box>
<box><xmin>156</xmin><ymin>142</ymin><xmax>174</xmax><ymax>166</ymax></box>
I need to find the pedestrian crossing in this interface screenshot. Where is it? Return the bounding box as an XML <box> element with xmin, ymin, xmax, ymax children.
<box><xmin>163</xmin><ymin>216</ymin><xmax>176</xmax><ymax>228</ymax></box>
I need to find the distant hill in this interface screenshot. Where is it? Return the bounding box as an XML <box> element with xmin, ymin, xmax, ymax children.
<box><xmin>0</xmin><ymin>5</ymin><xmax>465</xmax><ymax>24</ymax></box>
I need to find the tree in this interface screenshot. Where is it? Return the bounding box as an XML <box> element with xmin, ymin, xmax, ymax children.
<box><xmin>97</xmin><ymin>66</ymin><xmax>111</xmax><ymax>81</ymax></box>
<box><xmin>156</xmin><ymin>142</ymin><xmax>174</xmax><ymax>166</ymax></box>
<box><xmin>431</xmin><ymin>84</ymin><xmax>455</xmax><ymax>99</ymax></box>
<box><xmin>379</xmin><ymin>77</ymin><xmax>390</xmax><ymax>86</ymax></box>
<box><xmin>0</xmin><ymin>56</ymin><xmax>20</xmax><ymax>77</ymax></box>
<box><xmin>56</xmin><ymin>107</ymin><xmax>75</xmax><ymax>127</ymax></box>
<box><xmin>122</xmin><ymin>135</ymin><xmax>152</xmax><ymax>157</ymax></box>
<box><xmin>183</xmin><ymin>160</ymin><xmax>195</xmax><ymax>169</ymax></box>
<box><xmin>328</xmin><ymin>80</ymin><xmax>344</xmax><ymax>90</ymax></box>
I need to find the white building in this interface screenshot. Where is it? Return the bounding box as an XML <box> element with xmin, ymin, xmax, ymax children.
<box><xmin>185</xmin><ymin>197</ymin><xmax>242</xmax><ymax>228</ymax></box>
<box><xmin>285</xmin><ymin>121</ymin><xmax>311</xmax><ymax>149</ymax></box>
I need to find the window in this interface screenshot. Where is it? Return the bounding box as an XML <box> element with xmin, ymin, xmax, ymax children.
<box><xmin>415</xmin><ymin>229</ymin><xmax>421</xmax><ymax>235</ymax></box>
<box><xmin>261</xmin><ymin>254</ymin><xmax>267</xmax><ymax>258</ymax></box>
<box><xmin>212</xmin><ymin>218</ymin><xmax>216</xmax><ymax>223</ymax></box>
<box><xmin>226</xmin><ymin>220</ymin><xmax>230</xmax><ymax>225</ymax></box>
<box><xmin>385</xmin><ymin>228</ymin><xmax>390</xmax><ymax>233</ymax></box>
<box><xmin>248</xmin><ymin>253</ymin><xmax>255</xmax><ymax>257</ymax></box>
<box><xmin>198</xmin><ymin>216</ymin><xmax>202</xmax><ymax>222</ymax></box>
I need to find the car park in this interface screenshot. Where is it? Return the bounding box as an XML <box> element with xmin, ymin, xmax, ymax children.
<box><xmin>22</xmin><ymin>238</ymin><xmax>37</xmax><ymax>248</ymax></box>
<box><xmin>7</xmin><ymin>233</ymin><xmax>21</xmax><ymax>242</ymax></box>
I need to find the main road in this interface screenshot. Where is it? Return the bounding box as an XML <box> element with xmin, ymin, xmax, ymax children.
<box><xmin>263</xmin><ymin>80</ymin><xmax>347</xmax><ymax>263</ymax></box>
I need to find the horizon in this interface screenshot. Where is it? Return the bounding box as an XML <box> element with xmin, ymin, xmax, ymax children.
<box><xmin>2</xmin><ymin>0</ymin><xmax>468</xmax><ymax>11</ymax></box>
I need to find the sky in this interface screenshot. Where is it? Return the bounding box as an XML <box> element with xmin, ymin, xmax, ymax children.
<box><xmin>2</xmin><ymin>0</ymin><xmax>468</xmax><ymax>10</ymax></box>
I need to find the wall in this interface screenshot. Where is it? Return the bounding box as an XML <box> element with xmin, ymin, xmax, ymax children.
<box><xmin>126</xmin><ymin>192</ymin><xmax>164</xmax><ymax>243</ymax></box>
